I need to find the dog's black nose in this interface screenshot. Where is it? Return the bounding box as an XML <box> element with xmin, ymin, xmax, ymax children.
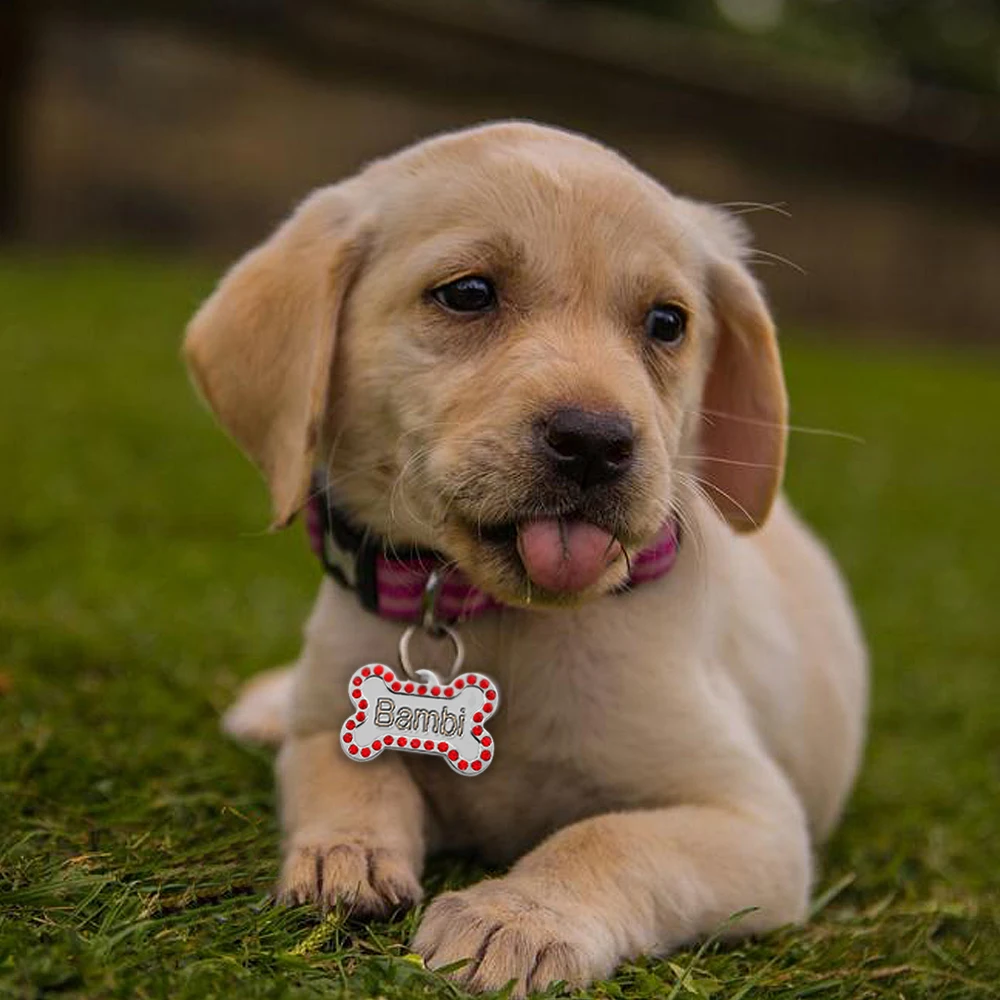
<box><xmin>540</xmin><ymin>408</ymin><xmax>635</xmax><ymax>489</ymax></box>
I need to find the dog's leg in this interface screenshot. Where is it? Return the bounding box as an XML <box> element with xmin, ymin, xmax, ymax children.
<box><xmin>277</xmin><ymin>731</ymin><xmax>427</xmax><ymax>915</ymax></box>
<box><xmin>413</xmin><ymin>775</ymin><xmax>810</xmax><ymax>995</ymax></box>
<box><xmin>222</xmin><ymin>664</ymin><xmax>295</xmax><ymax>745</ymax></box>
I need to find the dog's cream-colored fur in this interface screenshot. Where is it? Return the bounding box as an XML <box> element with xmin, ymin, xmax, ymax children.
<box><xmin>185</xmin><ymin>122</ymin><xmax>867</xmax><ymax>995</ymax></box>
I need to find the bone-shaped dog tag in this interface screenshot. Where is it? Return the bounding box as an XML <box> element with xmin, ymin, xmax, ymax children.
<box><xmin>340</xmin><ymin>664</ymin><xmax>498</xmax><ymax>775</ymax></box>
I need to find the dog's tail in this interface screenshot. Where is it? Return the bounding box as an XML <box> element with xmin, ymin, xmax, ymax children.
<box><xmin>221</xmin><ymin>664</ymin><xmax>294</xmax><ymax>746</ymax></box>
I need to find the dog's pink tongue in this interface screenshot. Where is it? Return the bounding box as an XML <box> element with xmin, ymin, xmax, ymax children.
<box><xmin>517</xmin><ymin>519</ymin><xmax>619</xmax><ymax>593</ymax></box>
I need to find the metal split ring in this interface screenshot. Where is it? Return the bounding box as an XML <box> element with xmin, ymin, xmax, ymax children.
<box><xmin>398</xmin><ymin>623</ymin><xmax>465</xmax><ymax>681</ymax></box>
<box><xmin>397</xmin><ymin>567</ymin><xmax>466</xmax><ymax>680</ymax></box>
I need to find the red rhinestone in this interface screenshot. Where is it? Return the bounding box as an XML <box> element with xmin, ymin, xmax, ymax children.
<box><xmin>481</xmin><ymin>735</ymin><xmax>492</xmax><ymax>747</ymax></box>
<box><xmin>392</xmin><ymin>681</ymin><xmax>402</xmax><ymax>692</ymax></box>
<box><xmin>486</xmin><ymin>690</ymin><xmax>496</xmax><ymax>701</ymax></box>
<box><xmin>384</xmin><ymin>672</ymin><xmax>394</xmax><ymax>683</ymax></box>
<box><xmin>410</xmin><ymin>738</ymin><xmax>421</xmax><ymax>748</ymax></box>
<box><xmin>483</xmin><ymin>703</ymin><xmax>493</xmax><ymax>714</ymax></box>
<box><xmin>424</xmin><ymin>740</ymin><xmax>434</xmax><ymax>750</ymax></box>
<box><xmin>384</xmin><ymin>735</ymin><xmax>394</xmax><ymax>745</ymax></box>
<box><xmin>480</xmin><ymin>750</ymin><xmax>491</xmax><ymax>761</ymax></box>
<box><xmin>342</xmin><ymin>733</ymin><xmax>352</xmax><ymax>743</ymax></box>
<box><xmin>346</xmin><ymin>720</ymin><xmax>355</xmax><ymax>730</ymax></box>
<box><xmin>479</xmin><ymin>678</ymin><xmax>489</xmax><ymax>689</ymax></box>
<box><xmin>358</xmin><ymin>699</ymin><xmax>368</xmax><ymax>710</ymax></box>
<box><xmin>473</xmin><ymin>712</ymin><xmax>483</xmax><ymax>723</ymax></box>
<box><xmin>404</xmin><ymin>682</ymin><xmax>415</xmax><ymax>693</ymax></box>
<box><xmin>467</xmin><ymin>674</ymin><xmax>477</xmax><ymax>683</ymax></box>
<box><xmin>437</xmin><ymin>741</ymin><xmax>448</xmax><ymax>752</ymax></box>
<box><xmin>458</xmin><ymin>760</ymin><xmax>468</xmax><ymax>771</ymax></box>
<box><xmin>431</xmin><ymin>686</ymin><xmax>441</xmax><ymax>696</ymax></box>
<box><xmin>471</xmin><ymin>760</ymin><xmax>482</xmax><ymax>771</ymax></box>
<box><xmin>455</xmin><ymin>679</ymin><xmax>465</xmax><ymax>689</ymax></box>
<box><xmin>362</xmin><ymin>667</ymin><xmax>371</xmax><ymax>677</ymax></box>
<box><xmin>373</xmin><ymin>665</ymin><xmax>384</xmax><ymax>676</ymax></box>
<box><xmin>352</xmin><ymin>676</ymin><xmax>362</xmax><ymax>687</ymax></box>
<box><xmin>349</xmin><ymin>745</ymin><xmax>358</xmax><ymax>755</ymax></box>
<box><xmin>418</xmin><ymin>685</ymin><xmax>427</xmax><ymax>695</ymax></box>
<box><xmin>373</xmin><ymin>740</ymin><xmax>382</xmax><ymax>751</ymax></box>
<box><xmin>444</xmin><ymin>687</ymin><xmax>453</xmax><ymax>697</ymax></box>
<box><xmin>448</xmin><ymin>749</ymin><xmax>459</xmax><ymax>761</ymax></box>
<box><xmin>356</xmin><ymin>712</ymin><xmax>365</xmax><ymax>722</ymax></box>
<box><xmin>361</xmin><ymin>747</ymin><xmax>371</xmax><ymax>758</ymax></box>
<box><xmin>471</xmin><ymin>725</ymin><xmax>482</xmax><ymax>736</ymax></box>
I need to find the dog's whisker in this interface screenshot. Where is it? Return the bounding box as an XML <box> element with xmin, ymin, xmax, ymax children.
<box><xmin>684</xmin><ymin>407</ymin><xmax>865</xmax><ymax>444</ymax></box>
<box><xmin>718</xmin><ymin>200</ymin><xmax>791</xmax><ymax>219</ymax></box>
<box><xmin>669</xmin><ymin>477</ymin><xmax>716</xmax><ymax>595</ymax></box>
<box><xmin>745</xmin><ymin>248</ymin><xmax>807</xmax><ymax>275</ymax></box>
<box><xmin>620</xmin><ymin>541</ymin><xmax>633</xmax><ymax>579</ymax></box>
<box><xmin>387</xmin><ymin>444</ymin><xmax>439</xmax><ymax>536</ymax></box>
<box><xmin>675</xmin><ymin>469</ymin><xmax>759</xmax><ymax>533</ymax></box>
<box><xmin>676</xmin><ymin>454</ymin><xmax>783</xmax><ymax>471</ymax></box>
<box><xmin>671</xmin><ymin>490</ymin><xmax>706</xmax><ymax>575</ymax></box>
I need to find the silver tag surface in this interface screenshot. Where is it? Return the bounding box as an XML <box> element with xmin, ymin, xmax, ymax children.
<box><xmin>340</xmin><ymin>664</ymin><xmax>498</xmax><ymax>775</ymax></box>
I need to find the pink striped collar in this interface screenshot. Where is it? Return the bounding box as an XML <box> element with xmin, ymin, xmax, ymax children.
<box><xmin>305</xmin><ymin>490</ymin><xmax>679</xmax><ymax>623</ymax></box>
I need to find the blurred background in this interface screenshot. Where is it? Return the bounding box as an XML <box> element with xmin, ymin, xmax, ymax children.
<box><xmin>2</xmin><ymin>3</ymin><xmax>999</xmax><ymax>996</ymax></box>
<box><xmin>3</xmin><ymin>0</ymin><xmax>999</xmax><ymax>339</ymax></box>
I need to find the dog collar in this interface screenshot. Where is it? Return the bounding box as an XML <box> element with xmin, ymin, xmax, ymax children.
<box><xmin>305</xmin><ymin>476</ymin><xmax>679</xmax><ymax>622</ymax></box>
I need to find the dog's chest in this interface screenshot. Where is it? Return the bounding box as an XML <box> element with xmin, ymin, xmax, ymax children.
<box><xmin>402</xmin><ymin>609</ymin><xmax>691</xmax><ymax>862</ymax></box>
<box><xmin>408</xmin><ymin>748</ymin><xmax>632</xmax><ymax>863</ymax></box>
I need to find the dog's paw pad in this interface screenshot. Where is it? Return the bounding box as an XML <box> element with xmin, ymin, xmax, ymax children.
<box><xmin>277</xmin><ymin>840</ymin><xmax>422</xmax><ymax>917</ymax></box>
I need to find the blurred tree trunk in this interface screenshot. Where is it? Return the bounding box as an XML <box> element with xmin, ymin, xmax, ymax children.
<box><xmin>0</xmin><ymin>0</ymin><xmax>32</xmax><ymax>241</ymax></box>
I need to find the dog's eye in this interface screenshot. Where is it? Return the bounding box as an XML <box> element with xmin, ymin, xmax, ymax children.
<box><xmin>645</xmin><ymin>304</ymin><xmax>687</xmax><ymax>345</ymax></box>
<box><xmin>431</xmin><ymin>276</ymin><xmax>497</xmax><ymax>313</ymax></box>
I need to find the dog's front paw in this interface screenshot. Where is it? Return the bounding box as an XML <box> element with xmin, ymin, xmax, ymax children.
<box><xmin>277</xmin><ymin>837</ymin><xmax>422</xmax><ymax>917</ymax></box>
<box><xmin>412</xmin><ymin>879</ymin><xmax>615</xmax><ymax>996</ymax></box>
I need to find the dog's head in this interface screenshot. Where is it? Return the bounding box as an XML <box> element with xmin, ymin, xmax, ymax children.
<box><xmin>185</xmin><ymin>122</ymin><xmax>786</xmax><ymax>606</ymax></box>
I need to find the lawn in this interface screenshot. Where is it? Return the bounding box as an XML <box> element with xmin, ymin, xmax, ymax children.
<box><xmin>1</xmin><ymin>255</ymin><xmax>997</xmax><ymax>999</ymax></box>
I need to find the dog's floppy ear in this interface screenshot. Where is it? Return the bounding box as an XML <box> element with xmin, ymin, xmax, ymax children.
<box><xmin>685</xmin><ymin>202</ymin><xmax>788</xmax><ymax>532</ymax></box>
<box><xmin>184</xmin><ymin>187</ymin><xmax>364</xmax><ymax>528</ymax></box>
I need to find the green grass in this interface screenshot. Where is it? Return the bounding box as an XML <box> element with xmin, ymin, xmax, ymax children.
<box><xmin>1</xmin><ymin>255</ymin><xmax>997</xmax><ymax>999</ymax></box>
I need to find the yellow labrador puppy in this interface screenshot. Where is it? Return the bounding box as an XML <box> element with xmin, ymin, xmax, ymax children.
<box><xmin>185</xmin><ymin>122</ymin><xmax>867</xmax><ymax>995</ymax></box>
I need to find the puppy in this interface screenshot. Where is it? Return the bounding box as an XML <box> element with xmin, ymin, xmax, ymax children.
<box><xmin>185</xmin><ymin>122</ymin><xmax>867</xmax><ymax>995</ymax></box>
